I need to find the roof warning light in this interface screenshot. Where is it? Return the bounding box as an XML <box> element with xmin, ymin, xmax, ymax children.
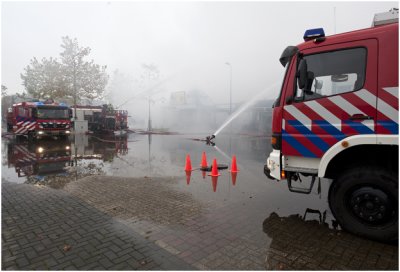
<box><xmin>303</xmin><ymin>28</ymin><xmax>325</xmax><ymax>41</ymax></box>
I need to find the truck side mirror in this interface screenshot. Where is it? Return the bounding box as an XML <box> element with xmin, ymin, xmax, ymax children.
<box><xmin>297</xmin><ymin>59</ymin><xmax>308</xmax><ymax>90</ymax></box>
<box><xmin>31</xmin><ymin>108</ymin><xmax>37</xmax><ymax>118</ymax></box>
<box><xmin>305</xmin><ymin>71</ymin><xmax>315</xmax><ymax>94</ymax></box>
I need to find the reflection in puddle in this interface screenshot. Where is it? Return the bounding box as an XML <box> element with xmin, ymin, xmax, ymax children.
<box><xmin>3</xmin><ymin>133</ymin><xmax>335</xmax><ymax>224</ymax></box>
<box><xmin>4</xmin><ymin>134</ymin><xmax>129</xmax><ymax>188</ymax></box>
<box><xmin>263</xmin><ymin>211</ymin><xmax>337</xmax><ymax>270</ymax></box>
<box><xmin>185</xmin><ymin>169</ymin><xmax>238</xmax><ymax>192</ymax></box>
<box><xmin>262</xmin><ymin>210</ymin><xmax>397</xmax><ymax>270</ymax></box>
<box><xmin>7</xmin><ymin>138</ymin><xmax>73</xmax><ymax>178</ymax></box>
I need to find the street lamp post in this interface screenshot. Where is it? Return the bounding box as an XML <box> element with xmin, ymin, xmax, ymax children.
<box><xmin>225</xmin><ymin>62</ymin><xmax>232</xmax><ymax>115</ymax></box>
<box><xmin>148</xmin><ymin>95</ymin><xmax>152</xmax><ymax>132</ymax></box>
<box><xmin>147</xmin><ymin>96</ymin><xmax>165</xmax><ymax>132</ymax></box>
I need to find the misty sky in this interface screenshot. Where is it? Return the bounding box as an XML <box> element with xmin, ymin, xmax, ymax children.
<box><xmin>2</xmin><ymin>1</ymin><xmax>397</xmax><ymax>106</ymax></box>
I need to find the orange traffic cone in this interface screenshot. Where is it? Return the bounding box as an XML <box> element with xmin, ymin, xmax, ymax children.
<box><xmin>229</xmin><ymin>155</ymin><xmax>239</xmax><ymax>173</ymax></box>
<box><xmin>186</xmin><ymin>170</ymin><xmax>192</xmax><ymax>185</ymax></box>
<box><xmin>209</xmin><ymin>158</ymin><xmax>221</xmax><ymax>177</ymax></box>
<box><xmin>200</xmin><ymin>151</ymin><xmax>208</xmax><ymax>168</ymax></box>
<box><xmin>185</xmin><ymin>154</ymin><xmax>192</xmax><ymax>172</ymax></box>
<box><xmin>211</xmin><ymin>176</ymin><xmax>218</xmax><ymax>192</ymax></box>
<box><xmin>231</xmin><ymin>172</ymin><xmax>237</xmax><ymax>186</ymax></box>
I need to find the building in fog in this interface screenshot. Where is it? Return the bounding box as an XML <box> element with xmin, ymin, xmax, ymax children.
<box><xmin>233</xmin><ymin>99</ymin><xmax>274</xmax><ymax>135</ymax></box>
<box><xmin>165</xmin><ymin>89</ymin><xmax>217</xmax><ymax>133</ymax></box>
<box><xmin>163</xmin><ymin>89</ymin><xmax>273</xmax><ymax>135</ymax></box>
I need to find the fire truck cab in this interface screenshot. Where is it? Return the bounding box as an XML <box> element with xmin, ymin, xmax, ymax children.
<box><xmin>7</xmin><ymin>99</ymin><xmax>72</xmax><ymax>139</ymax></box>
<box><xmin>265</xmin><ymin>9</ymin><xmax>398</xmax><ymax>242</ymax></box>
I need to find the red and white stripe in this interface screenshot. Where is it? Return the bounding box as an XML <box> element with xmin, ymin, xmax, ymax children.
<box><xmin>284</xmin><ymin>87</ymin><xmax>398</xmax><ymax>132</ymax></box>
<box><xmin>14</xmin><ymin>145</ymin><xmax>37</xmax><ymax>161</ymax></box>
<box><xmin>15</xmin><ymin>121</ymin><xmax>36</xmax><ymax>134</ymax></box>
<box><xmin>378</xmin><ymin>87</ymin><xmax>399</xmax><ymax>124</ymax></box>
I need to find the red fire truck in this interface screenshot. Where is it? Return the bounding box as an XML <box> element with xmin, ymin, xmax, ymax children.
<box><xmin>7</xmin><ymin>99</ymin><xmax>72</xmax><ymax>139</ymax></box>
<box><xmin>265</xmin><ymin>9</ymin><xmax>398</xmax><ymax>242</ymax></box>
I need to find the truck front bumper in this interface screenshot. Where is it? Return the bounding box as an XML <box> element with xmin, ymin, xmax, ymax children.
<box><xmin>264</xmin><ymin>149</ymin><xmax>281</xmax><ymax>180</ymax></box>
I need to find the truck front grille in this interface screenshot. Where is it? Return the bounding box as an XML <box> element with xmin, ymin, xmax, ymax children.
<box><xmin>41</xmin><ymin>123</ymin><xmax>68</xmax><ymax>129</ymax></box>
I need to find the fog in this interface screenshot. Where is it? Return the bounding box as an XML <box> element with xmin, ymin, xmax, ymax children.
<box><xmin>2</xmin><ymin>1</ymin><xmax>396</xmax><ymax>133</ymax></box>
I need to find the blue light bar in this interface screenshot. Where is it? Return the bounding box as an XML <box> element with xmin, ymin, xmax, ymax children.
<box><xmin>303</xmin><ymin>28</ymin><xmax>325</xmax><ymax>41</ymax></box>
<box><xmin>35</xmin><ymin>102</ymin><xmax>44</xmax><ymax>106</ymax></box>
<box><xmin>59</xmin><ymin>103</ymin><xmax>68</xmax><ymax>107</ymax></box>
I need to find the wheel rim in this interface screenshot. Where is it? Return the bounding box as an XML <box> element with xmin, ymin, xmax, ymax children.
<box><xmin>348</xmin><ymin>186</ymin><xmax>396</xmax><ymax>226</ymax></box>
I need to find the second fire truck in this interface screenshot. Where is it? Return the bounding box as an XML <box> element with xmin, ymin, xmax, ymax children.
<box><xmin>265</xmin><ymin>9</ymin><xmax>398</xmax><ymax>242</ymax></box>
<box><xmin>73</xmin><ymin>104</ymin><xmax>129</xmax><ymax>134</ymax></box>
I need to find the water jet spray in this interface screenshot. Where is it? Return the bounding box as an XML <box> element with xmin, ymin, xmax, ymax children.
<box><xmin>212</xmin><ymin>82</ymin><xmax>279</xmax><ymax>136</ymax></box>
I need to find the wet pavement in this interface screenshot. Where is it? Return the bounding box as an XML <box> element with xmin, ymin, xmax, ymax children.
<box><xmin>2</xmin><ymin>133</ymin><xmax>398</xmax><ymax>270</ymax></box>
<box><xmin>2</xmin><ymin>181</ymin><xmax>194</xmax><ymax>270</ymax></box>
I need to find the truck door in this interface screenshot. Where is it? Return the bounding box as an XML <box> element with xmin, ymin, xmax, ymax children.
<box><xmin>282</xmin><ymin>39</ymin><xmax>378</xmax><ymax>159</ymax></box>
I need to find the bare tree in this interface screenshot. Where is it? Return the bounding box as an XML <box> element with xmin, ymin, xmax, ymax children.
<box><xmin>60</xmin><ymin>36</ymin><xmax>109</xmax><ymax>107</ymax></box>
<box><xmin>1</xmin><ymin>85</ymin><xmax>7</xmax><ymax>97</ymax></box>
<box><xmin>21</xmin><ymin>57</ymin><xmax>66</xmax><ymax>99</ymax></box>
<box><xmin>20</xmin><ymin>36</ymin><xmax>109</xmax><ymax>107</ymax></box>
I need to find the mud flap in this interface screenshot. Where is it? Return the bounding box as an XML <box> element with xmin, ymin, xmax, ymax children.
<box><xmin>287</xmin><ymin>172</ymin><xmax>316</xmax><ymax>194</ymax></box>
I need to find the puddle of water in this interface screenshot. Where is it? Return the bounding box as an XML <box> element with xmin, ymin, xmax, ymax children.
<box><xmin>2</xmin><ymin>133</ymin><xmax>336</xmax><ymax>229</ymax></box>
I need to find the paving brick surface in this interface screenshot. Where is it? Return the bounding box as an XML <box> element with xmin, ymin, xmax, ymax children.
<box><xmin>2</xmin><ymin>181</ymin><xmax>194</xmax><ymax>270</ymax></box>
<box><xmin>63</xmin><ymin>175</ymin><xmax>398</xmax><ymax>270</ymax></box>
<box><xmin>2</xmin><ymin>175</ymin><xmax>398</xmax><ymax>270</ymax></box>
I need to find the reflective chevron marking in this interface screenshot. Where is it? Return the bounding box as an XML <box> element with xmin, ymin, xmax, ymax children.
<box><xmin>282</xmin><ymin>87</ymin><xmax>398</xmax><ymax>158</ymax></box>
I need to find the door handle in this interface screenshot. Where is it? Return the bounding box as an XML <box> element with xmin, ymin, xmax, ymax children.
<box><xmin>349</xmin><ymin>114</ymin><xmax>373</xmax><ymax>121</ymax></box>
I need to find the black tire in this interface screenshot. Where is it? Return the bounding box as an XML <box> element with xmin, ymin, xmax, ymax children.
<box><xmin>329</xmin><ymin>167</ymin><xmax>398</xmax><ymax>243</ymax></box>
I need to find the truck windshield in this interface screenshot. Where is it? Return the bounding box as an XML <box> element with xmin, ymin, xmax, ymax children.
<box><xmin>36</xmin><ymin>107</ymin><xmax>69</xmax><ymax>119</ymax></box>
<box><xmin>272</xmin><ymin>63</ymin><xmax>290</xmax><ymax>107</ymax></box>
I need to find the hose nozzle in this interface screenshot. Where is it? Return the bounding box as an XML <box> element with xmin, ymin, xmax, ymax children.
<box><xmin>206</xmin><ymin>134</ymin><xmax>216</xmax><ymax>146</ymax></box>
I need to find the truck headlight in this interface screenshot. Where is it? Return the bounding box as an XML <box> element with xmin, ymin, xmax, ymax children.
<box><xmin>38</xmin><ymin>131</ymin><xmax>44</xmax><ymax>135</ymax></box>
<box><xmin>38</xmin><ymin>147</ymin><xmax>44</xmax><ymax>153</ymax></box>
<box><xmin>65</xmin><ymin>131</ymin><xmax>70</xmax><ymax>134</ymax></box>
<box><xmin>267</xmin><ymin>158</ymin><xmax>275</xmax><ymax>171</ymax></box>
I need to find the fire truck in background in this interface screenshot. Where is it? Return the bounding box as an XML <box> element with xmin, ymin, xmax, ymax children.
<box><xmin>265</xmin><ymin>9</ymin><xmax>398</xmax><ymax>242</ymax></box>
<box><xmin>7</xmin><ymin>99</ymin><xmax>72</xmax><ymax>140</ymax></box>
<box><xmin>73</xmin><ymin>104</ymin><xmax>129</xmax><ymax>134</ymax></box>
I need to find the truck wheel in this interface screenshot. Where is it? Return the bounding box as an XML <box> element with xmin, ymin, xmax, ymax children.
<box><xmin>329</xmin><ymin>167</ymin><xmax>398</xmax><ymax>243</ymax></box>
